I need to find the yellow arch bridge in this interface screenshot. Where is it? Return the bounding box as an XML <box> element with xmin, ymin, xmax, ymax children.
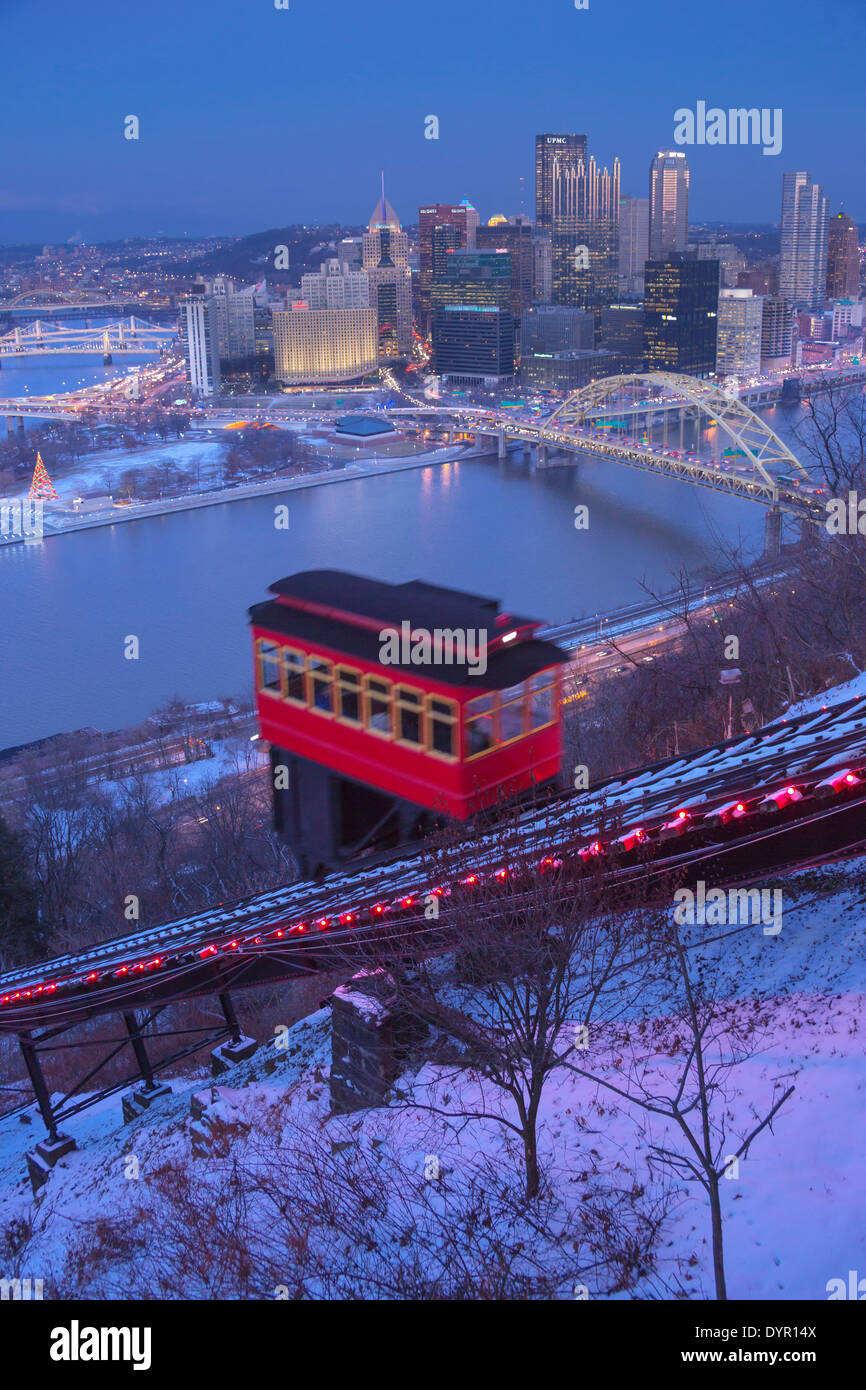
<box><xmin>395</xmin><ymin>373</ymin><xmax>826</xmax><ymax>540</ymax></box>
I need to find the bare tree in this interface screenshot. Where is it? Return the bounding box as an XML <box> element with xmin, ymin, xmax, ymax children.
<box><xmin>566</xmin><ymin>918</ymin><xmax>795</xmax><ymax>1300</ymax></box>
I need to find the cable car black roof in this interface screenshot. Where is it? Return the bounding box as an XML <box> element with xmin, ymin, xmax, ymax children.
<box><xmin>249</xmin><ymin>570</ymin><xmax>569</xmax><ymax>689</ymax></box>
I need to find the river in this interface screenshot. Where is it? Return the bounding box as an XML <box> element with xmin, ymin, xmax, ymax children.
<box><xmin>0</xmin><ymin>357</ymin><xmax>809</xmax><ymax>750</ymax></box>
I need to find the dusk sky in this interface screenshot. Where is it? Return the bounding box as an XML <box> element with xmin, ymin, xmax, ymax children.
<box><xmin>1</xmin><ymin>0</ymin><xmax>864</xmax><ymax>242</ymax></box>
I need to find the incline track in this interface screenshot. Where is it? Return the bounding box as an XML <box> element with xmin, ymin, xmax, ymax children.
<box><xmin>3</xmin><ymin>695</ymin><xmax>866</xmax><ymax>1037</ymax></box>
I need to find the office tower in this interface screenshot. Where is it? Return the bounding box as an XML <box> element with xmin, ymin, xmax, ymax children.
<box><xmin>643</xmin><ymin>256</ymin><xmax>719</xmax><ymax>376</ymax></box>
<box><xmin>716</xmin><ymin>288</ymin><xmax>763</xmax><ymax>377</ymax></box>
<box><xmin>430</xmin><ymin>247</ymin><xmax>513</xmax><ymax>314</ymax></box>
<box><xmin>198</xmin><ymin>276</ymin><xmax>256</xmax><ymax>368</ymax></box>
<box><xmin>826</xmin><ymin>209</ymin><xmax>860</xmax><ymax>300</ymax></box>
<box><xmin>337</xmin><ymin>238</ymin><xmax>363</xmax><ymax>272</ymax></box>
<box><xmin>600</xmin><ymin>304</ymin><xmax>646</xmax><ymax>366</ymax></box>
<box><xmin>649</xmin><ymin>151</ymin><xmax>690</xmax><ymax>260</ymax></box>
<box><xmin>520</xmin><ymin>346</ymin><xmax>622</xmax><ymax>392</ymax></box>
<box><xmin>459</xmin><ymin>197</ymin><xmax>480</xmax><ymax>249</ymax></box>
<box><xmin>535</xmin><ymin>133</ymin><xmax>588</xmax><ymax>228</ymax></box>
<box><xmin>551</xmin><ymin>153</ymin><xmax>620</xmax><ymax>325</ymax></box>
<box><xmin>520</xmin><ymin>303</ymin><xmax>595</xmax><ymax>355</ymax></box>
<box><xmin>760</xmin><ymin>297</ymin><xmax>794</xmax><ymax>372</ymax></box>
<box><xmin>300</xmin><ymin>259</ymin><xmax>371</xmax><ymax>310</ymax></box>
<box><xmin>418</xmin><ymin>203</ymin><xmax>472</xmax><ymax>332</ymax></box>
<box><xmin>780</xmin><ymin>172</ymin><xmax>829</xmax><ymax>310</ymax></box>
<box><xmin>432</xmin><ymin>308</ymin><xmax>515</xmax><ymax>384</ymax></box>
<box><xmin>180</xmin><ymin>284</ymin><xmax>221</xmax><ymax>396</ymax></box>
<box><xmin>532</xmin><ymin>232</ymin><xmax>553</xmax><ymax>301</ymax></box>
<box><xmin>273</xmin><ymin>305</ymin><xmax>378</xmax><ymax>384</ymax></box>
<box><xmin>476</xmin><ymin>219</ymin><xmax>534</xmax><ymax>320</ymax></box>
<box><xmin>362</xmin><ymin>186</ymin><xmax>413</xmax><ymax>356</ymax></box>
<box><xmin>430</xmin><ymin>222</ymin><xmax>464</xmax><ymax>287</ymax></box>
<box><xmin>831</xmin><ymin>298</ymin><xmax>862</xmax><ymax>338</ymax></box>
<box><xmin>430</xmin><ymin>248</ymin><xmax>514</xmax><ymax>383</ymax></box>
<box><xmin>618</xmin><ymin>196</ymin><xmax>649</xmax><ymax>293</ymax></box>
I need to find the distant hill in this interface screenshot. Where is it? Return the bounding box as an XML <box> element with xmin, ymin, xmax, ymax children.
<box><xmin>159</xmin><ymin>225</ymin><xmax>367</xmax><ymax>286</ymax></box>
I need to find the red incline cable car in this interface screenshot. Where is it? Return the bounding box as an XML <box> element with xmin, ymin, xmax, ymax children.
<box><xmin>250</xmin><ymin>570</ymin><xmax>569</xmax><ymax>875</ymax></box>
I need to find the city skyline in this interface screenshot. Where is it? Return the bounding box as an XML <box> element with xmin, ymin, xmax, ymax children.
<box><xmin>1</xmin><ymin>0</ymin><xmax>864</xmax><ymax>242</ymax></box>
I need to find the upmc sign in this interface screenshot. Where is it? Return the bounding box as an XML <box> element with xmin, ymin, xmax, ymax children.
<box><xmin>546</xmin><ymin>137</ymin><xmax>569</xmax><ymax>145</ymax></box>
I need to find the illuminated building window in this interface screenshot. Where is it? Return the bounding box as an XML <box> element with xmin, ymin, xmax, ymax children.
<box><xmin>336</xmin><ymin>666</ymin><xmax>362</xmax><ymax>724</ymax></box>
<box><xmin>528</xmin><ymin>669</ymin><xmax>558</xmax><ymax>729</ymax></box>
<box><xmin>465</xmin><ymin>693</ymin><xmax>496</xmax><ymax>758</ymax></box>
<box><xmin>427</xmin><ymin>695</ymin><xmax>458</xmax><ymax>759</ymax></box>
<box><xmin>282</xmin><ymin>648</ymin><xmax>305</xmax><ymax>705</ymax></box>
<box><xmin>257</xmin><ymin>639</ymin><xmax>281</xmax><ymax>695</ymax></box>
<box><xmin>498</xmin><ymin>681</ymin><xmax>526</xmax><ymax>742</ymax></box>
<box><xmin>364</xmin><ymin>675</ymin><xmax>393</xmax><ymax>736</ymax></box>
<box><xmin>308</xmin><ymin>658</ymin><xmax>334</xmax><ymax>715</ymax></box>
<box><xmin>395</xmin><ymin>685</ymin><xmax>423</xmax><ymax>746</ymax></box>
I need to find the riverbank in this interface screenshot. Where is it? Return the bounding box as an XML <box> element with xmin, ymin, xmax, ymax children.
<box><xmin>5</xmin><ymin>440</ymin><xmax>485</xmax><ymax>543</ymax></box>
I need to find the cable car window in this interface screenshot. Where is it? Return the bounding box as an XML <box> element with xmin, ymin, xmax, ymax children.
<box><xmin>528</xmin><ymin>670</ymin><xmax>557</xmax><ymax>729</ymax></box>
<box><xmin>498</xmin><ymin>681</ymin><xmax>526</xmax><ymax>741</ymax></box>
<box><xmin>337</xmin><ymin>666</ymin><xmax>362</xmax><ymax>723</ymax></box>
<box><xmin>427</xmin><ymin>696</ymin><xmax>458</xmax><ymax>759</ymax></box>
<box><xmin>365</xmin><ymin>675</ymin><xmax>393</xmax><ymax>736</ymax></box>
<box><xmin>308</xmin><ymin>658</ymin><xmax>334</xmax><ymax>714</ymax></box>
<box><xmin>465</xmin><ymin>692</ymin><xmax>496</xmax><ymax>758</ymax></box>
<box><xmin>283</xmin><ymin>648</ymin><xmax>305</xmax><ymax>704</ymax></box>
<box><xmin>257</xmin><ymin>640</ymin><xmax>281</xmax><ymax>694</ymax></box>
<box><xmin>396</xmin><ymin>686</ymin><xmax>423</xmax><ymax>745</ymax></box>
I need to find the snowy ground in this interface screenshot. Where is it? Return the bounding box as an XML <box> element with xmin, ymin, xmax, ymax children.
<box><xmin>786</xmin><ymin>668</ymin><xmax>866</xmax><ymax>719</ymax></box>
<box><xmin>0</xmin><ymin>861</ymin><xmax>863</xmax><ymax>1300</ymax></box>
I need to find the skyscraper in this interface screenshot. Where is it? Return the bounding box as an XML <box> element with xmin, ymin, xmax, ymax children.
<box><xmin>551</xmin><ymin>153</ymin><xmax>620</xmax><ymax>327</ymax></box>
<box><xmin>779</xmin><ymin>172</ymin><xmax>829</xmax><ymax>310</ymax></box>
<box><xmin>716</xmin><ymin>289</ymin><xmax>763</xmax><ymax>378</ymax></box>
<box><xmin>644</xmin><ymin>257</ymin><xmax>718</xmax><ymax>377</ymax></box>
<box><xmin>826</xmin><ymin>209</ymin><xmax>860</xmax><ymax>300</ymax></box>
<box><xmin>618</xmin><ymin>196</ymin><xmax>649</xmax><ymax>293</ymax></box>
<box><xmin>362</xmin><ymin>185</ymin><xmax>413</xmax><ymax>357</ymax></box>
<box><xmin>273</xmin><ymin>305</ymin><xmax>378</xmax><ymax>384</ymax></box>
<box><xmin>532</xmin><ymin>232</ymin><xmax>553</xmax><ymax>302</ymax></box>
<box><xmin>760</xmin><ymin>298</ymin><xmax>794</xmax><ymax>372</ymax></box>
<box><xmin>180</xmin><ymin>284</ymin><xmax>221</xmax><ymax>397</ymax></box>
<box><xmin>648</xmin><ymin>152</ymin><xmax>689</xmax><ymax>260</ymax></box>
<box><xmin>430</xmin><ymin>248</ymin><xmax>514</xmax><ymax>384</ymax></box>
<box><xmin>418</xmin><ymin>203</ymin><xmax>472</xmax><ymax>332</ymax></box>
<box><xmin>535</xmin><ymin>133</ymin><xmax>587</xmax><ymax>229</ymax></box>
<box><xmin>300</xmin><ymin>259</ymin><xmax>371</xmax><ymax>310</ymax></box>
<box><xmin>476</xmin><ymin>219</ymin><xmax>534</xmax><ymax>320</ymax></box>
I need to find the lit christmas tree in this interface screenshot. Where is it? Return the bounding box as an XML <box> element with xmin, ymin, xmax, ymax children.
<box><xmin>29</xmin><ymin>453</ymin><xmax>58</xmax><ymax>501</ymax></box>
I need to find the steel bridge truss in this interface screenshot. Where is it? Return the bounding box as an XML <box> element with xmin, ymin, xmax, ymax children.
<box><xmin>12</xmin><ymin>996</ymin><xmax>243</xmax><ymax>1145</ymax></box>
<box><xmin>0</xmin><ymin>316</ymin><xmax>173</xmax><ymax>357</ymax></box>
<box><xmin>537</xmin><ymin>372</ymin><xmax>818</xmax><ymax>516</ymax></box>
